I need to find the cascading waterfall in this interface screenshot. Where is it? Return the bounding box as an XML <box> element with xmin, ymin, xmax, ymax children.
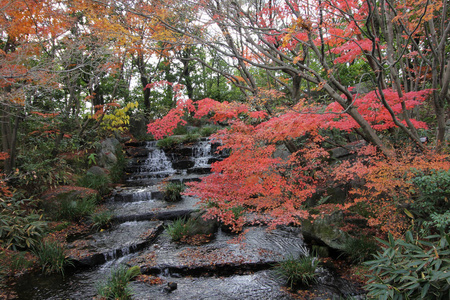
<box><xmin>12</xmin><ymin>138</ymin><xmax>364</xmax><ymax>300</ymax></box>
<box><xmin>139</xmin><ymin>141</ymin><xmax>175</xmax><ymax>176</ymax></box>
<box><xmin>192</xmin><ymin>140</ymin><xmax>212</xmax><ymax>167</ymax></box>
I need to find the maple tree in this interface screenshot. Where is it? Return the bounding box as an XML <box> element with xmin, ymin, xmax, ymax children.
<box><xmin>141</xmin><ymin>0</ymin><xmax>448</xmax><ymax>153</ymax></box>
<box><xmin>0</xmin><ymin>0</ymin><xmax>446</xmax><ymax>242</ymax></box>
<box><xmin>146</xmin><ymin>87</ymin><xmax>436</xmax><ymax>233</ymax></box>
<box><xmin>143</xmin><ymin>0</ymin><xmax>449</xmax><ymax>235</ymax></box>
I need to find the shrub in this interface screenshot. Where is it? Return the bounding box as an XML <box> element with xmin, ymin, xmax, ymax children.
<box><xmin>365</xmin><ymin>231</ymin><xmax>450</xmax><ymax>299</ymax></box>
<box><xmin>90</xmin><ymin>210</ymin><xmax>114</xmax><ymax>231</ymax></box>
<box><xmin>181</xmin><ymin>132</ymin><xmax>201</xmax><ymax>143</ymax></box>
<box><xmin>341</xmin><ymin>236</ymin><xmax>379</xmax><ymax>264</ymax></box>
<box><xmin>58</xmin><ymin>194</ymin><xmax>97</xmax><ymax>222</ymax></box>
<box><xmin>172</xmin><ymin>125</ymin><xmax>188</xmax><ymax>135</ymax></box>
<box><xmin>166</xmin><ymin>218</ymin><xmax>196</xmax><ymax>242</ymax></box>
<box><xmin>77</xmin><ymin>173</ymin><xmax>111</xmax><ymax>196</ymax></box>
<box><xmin>273</xmin><ymin>255</ymin><xmax>319</xmax><ymax>288</ymax></box>
<box><xmin>199</xmin><ymin>125</ymin><xmax>219</xmax><ymax>137</ymax></box>
<box><xmin>0</xmin><ymin>196</ymin><xmax>46</xmax><ymax>250</ymax></box>
<box><xmin>411</xmin><ymin>169</ymin><xmax>450</xmax><ymax>217</ymax></box>
<box><xmin>422</xmin><ymin>211</ymin><xmax>450</xmax><ymax>235</ymax></box>
<box><xmin>32</xmin><ymin>240</ymin><xmax>73</xmax><ymax>276</ymax></box>
<box><xmin>163</xmin><ymin>182</ymin><xmax>185</xmax><ymax>202</ymax></box>
<box><xmin>156</xmin><ymin>136</ymin><xmax>181</xmax><ymax>149</ymax></box>
<box><xmin>16</xmin><ymin>156</ymin><xmax>72</xmax><ymax>195</ymax></box>
<box><xmin>96</xmin><ymin>265</ymin><xmax>140</xmax><ymax>300</ymax></box>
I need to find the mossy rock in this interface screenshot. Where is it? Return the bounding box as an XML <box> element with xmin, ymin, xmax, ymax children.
<box><xmin>302</xmin><ymin>212</ymin><xmax>351</xmax><ymax>251</ymax></box>
<box><xmin>188</xmin><ymin>211</ymin><xmax>219</xmax><ymax>236</ymax></box>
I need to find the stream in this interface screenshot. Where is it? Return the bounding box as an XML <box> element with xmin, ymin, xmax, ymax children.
<box><xmin>13</xmin><ymin>139</ymin><xmax>365</xmax><ymax>299</ymax></box>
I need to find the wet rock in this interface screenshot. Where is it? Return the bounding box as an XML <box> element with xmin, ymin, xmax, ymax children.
<box><xmin>68</xmin><ymin>221</ymin><xmax>164</xmax><ymax>268</ymax></box>
<box><xmin>187</xmin><ymin>167</ymin><xmax>211</xmax><ymax>174</ymax></box>
<box><xmin>302</xmin><ymin>212</ymin><xmax>351</xmax><ymax>251</ymax></box>
<box><xmin>130</xmin><ymin>270</ymin><xmax>296</xmax><ymax>300</ymax></box>
<box><xmin>126</xmin><ymin>147</ymin><xmax>150</xmax><ymax>158</ymax></box>
<box><xmin>137</xmin><ymin>226</ymin><xmax>308</xmax><ymax>276</ymax></box>
<box><xmin>112</xmin><ymin>209</ymin><xmax>193</xmax><ymax>223</ymax></box>
<box><xmin>172</xmin><ymin>160</ymin><xmax>195</xmax><ymax>170</ymax></box>
<box><xmin>189</xmin><ymin>211</ymin><xmax>219</xmax><ymax>236</ymax></box>
<box><xmin>125</xmin><ymin>141</ymin><xmax>147</xmax><ymax>147</ymax></box>
<box><xmin>163</xmin><ymin>282</ymin><xmax>177</xmax><ymax>293</ymax></box>
<box><xmin>174</xmin><ymin>145</ymin><xmax>194</xmax><ymax>157</ymax></box>
<box><xmin>151</xmin><ymin>191</ymin><xmax>164</xmax><ymax>200</ymax></box>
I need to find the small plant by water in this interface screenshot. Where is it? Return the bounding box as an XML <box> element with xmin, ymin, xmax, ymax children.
<box><xmin>163</xmin><ymin>182</ymin><xmax>185</xmax><ymax>202</ymax></box>
<box><xmin>156</xmin><ymin>136</ymin><xmax>182</xmax><ymax>149</ymax></box>
<box><xmin>77</xmin><ymin>172</ymin><xmax>111</xmax><ymax>196</ymax></box>
<box><xmin>96</xmin><ymin>265</ymin><xmax>141</xmax><ymax>300</ymax></box>
<box><xmin>90</xmin><ymin>210</ymin><xmax>114</xmax><ymax>231</ymax></box>
<box><xmin>273</xmin><ymin>255</ymin><xmax>319</xmax><ymax>289</ymax></box>
<box><xmin>58</xmin><ymin>194</ymin><xmax>97</xmax><ymax>222</ymax></box>
<box><xmin>166</xmin><ymin>217</ymin><xmax>196</xmax><ymax>242</ymax></box>
<box><xmin>32</xmin><ymin>240</ymin><xmax>73</xmax><ymax>276</ymax></box>
<box><xmin>181</xmin><ymin>132</ymin><xmax>201</xmax><ymax>143</ymax></box>
<box><xmin>199</xmin><ymin>125</ymin><xmax>220</xmax><ymax>137</ymax></box>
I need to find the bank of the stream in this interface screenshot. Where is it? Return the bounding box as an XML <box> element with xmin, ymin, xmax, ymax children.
<box><xmin>6</xmin><ymin>138</ymin><xmax>366</xmax><ymax>299</ymax></box>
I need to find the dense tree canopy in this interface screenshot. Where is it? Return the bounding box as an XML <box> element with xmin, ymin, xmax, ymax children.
<box><xmin>0</xmin><ymin>0</ymin><xmax>449</xmax><ymax>235</ymax></box>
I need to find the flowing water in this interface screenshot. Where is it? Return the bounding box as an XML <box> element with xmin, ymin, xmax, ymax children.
<box><xmin>13</xmin><ymin>139</ymin><xmax>365</xmax><ymax>299</ymax></box>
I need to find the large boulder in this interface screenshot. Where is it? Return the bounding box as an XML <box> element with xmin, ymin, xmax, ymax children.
<box><xmin>188</xmin><ymin>211</ymin><xmax>219</xmax><ymax>236</ymax></box>
<box><xmin>301</xmin><ymin>211</ymin><xmax>351</xmax><ymax>251</ymax></box>
<box><xmin>97</xmin><ymin>137</ymin><xmax>120</xmax><ymax>169</ymax></box>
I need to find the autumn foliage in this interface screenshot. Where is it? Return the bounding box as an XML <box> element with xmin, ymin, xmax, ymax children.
<box><xmin>146</xmin><ymin>81</ymin><xmax>444</xmax><ymax>235</ymax></box>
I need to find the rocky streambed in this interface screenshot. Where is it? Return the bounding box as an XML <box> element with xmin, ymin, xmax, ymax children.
<box><xmin>13</xmin><ymin>139</ymin><xmax>365</xmax><ymax>299</ymax></box>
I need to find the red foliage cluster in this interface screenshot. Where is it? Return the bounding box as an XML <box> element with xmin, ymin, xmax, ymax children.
<box><xmin>147</xmin><ymin>85</ymin><xmax>439</xmax><ymax>236</ymax></box>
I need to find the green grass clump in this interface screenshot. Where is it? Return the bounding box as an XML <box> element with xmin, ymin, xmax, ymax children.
<box><xmin>166</xmin><ymin>218</ymin><xmax>196</xmax><ymax>242</ymax></box>
<box><xmin>58</xmin><ymin>194</ymin><xmax>97</xmax><ymax>222</ymax></box>
<box><xmin>0</xmin><ymin>196</ymin><xmax>46</xmax><ymax>250</ymax></box>
<box><xmin>77</xmin><ymin>172</ymin><xmax>111</xmax><ymax>196</ymax></box>
<box><xmin>163</xmin><ymin>182</ymin><xmax>185</xmax><ymax>202</ymax></box>
<box><xmin>96</xmin><ymin>265</ymin><xmax>141</xmax><ymax>300</ymax></box>
<box><xmin>199</xmin><ymin>126</ymin><xmax>219</xmax><ymax>137</ymax></box>
<box><xmin>32</xmin><ymin>240</ymin><xmax>73</xmax><ymax>276</ymax></box>
<box><xmin>90</xmin><ymin>210</ymin><xmax>114</xmax><ymax>231</ymax></box>
<box><xmin>156</xmin><ymin>136</ymin><xmax>182</xmax><ymax>149</ymax></box>
<box><xmin>273</xmin><ymin>255</ymin><xmax>319</xmax><ymax>288</ymax></box>
<box><xmin>181</xmin><ymin>132</ymin><xmax>201</xmax><ymax>143</ymax></box>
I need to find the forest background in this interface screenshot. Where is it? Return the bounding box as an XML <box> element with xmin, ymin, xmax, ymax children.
<box><xmin>0</xmin><ymin>0</ymin><xmax>449</xmax><ymax>298</ymax></box>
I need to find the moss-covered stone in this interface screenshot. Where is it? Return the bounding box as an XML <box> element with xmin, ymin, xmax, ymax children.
<box><xmin>302</xmin><ymin>212</ymin><xmax>351</xmax><ymax>251</ymax></box>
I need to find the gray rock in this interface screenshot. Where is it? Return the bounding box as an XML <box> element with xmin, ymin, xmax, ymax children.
<box><xmin>302</xmin><ymin>212</ymin><xmax>351</xmax><ymax>251</ymax></box>
<box><xmin>129</xmin><ymin>113</ymin><xmax>149</xmax><ymax>139</ymax></box>
<box><xmin>273</xmin><ymin>144</ymin><xmax>291</xmax><ymax>161</ymax></box>
<box><xmin>97</xmin><ymin>137</ymin><xmax>120</xmax><ymax>169</ymax></box>
<box><xmin>87</xmin><ymin>166</ymin><xmax>107</xmax><ymax>177</ymax></box>
<box><xmin>189</xmin><ymin>210</ymin><xmax>219</xmax><ymax>236</ymax></box>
